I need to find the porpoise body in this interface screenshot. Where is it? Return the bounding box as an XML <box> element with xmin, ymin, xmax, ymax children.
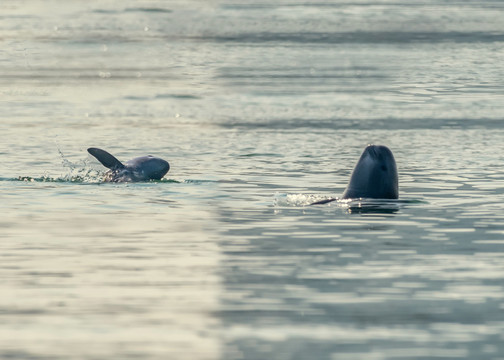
<box><xmin>310</xmin><ymin>144</ymin><xmax>398</xmax><ymax>205</ymax></box>
<box><xmin>87</xmin><ymin>147</ymin><xmax>170</xmax><ymax>182</ymax></box>
<box><xmin>342</xmin><ymin>145</ymin><xmax>398</xmax><ymax>199</ymax></box>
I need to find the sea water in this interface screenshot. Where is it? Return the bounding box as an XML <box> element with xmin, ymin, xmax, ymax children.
<box><xmin>2</xmin><ymin>1</ymin><xmax>504</xmax><ymax>359</ymax></box>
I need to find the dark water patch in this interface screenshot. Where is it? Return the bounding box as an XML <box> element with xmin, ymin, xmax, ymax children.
<box><xmin>220</xmin><ymin>2</ymin><xmax>488</xmax><ymax>10</ymax></box>
<box><xmin>218</xmin><ymin>65</ymin><xmax>383</xmax><ymax>82</ymax></box>
<box><xmin>158</xmin><ymin>178</ymin><xmax>183</xmax><ymax>184</ymax></box>
<box><xmin>0</xmin><ymin>68</ymin><xmax>181</xmax><ymax>81</ymax></box>
<box><xmin>221</xmin><ymin>65</ymin><xmax>379</xmax><ymax>72</ymax></box>
<box><xmin>0</xmin><ymin>307</ymin><xmax>46</xmax><ymax>316</ymax></box>
<box><xmin>239</xmin><ymin>153</ymin><xmax>283</xmax><ymax>158</ymax></box>
<box><xmin>183</xmin><ymin>179</ymin><xmax>218</xmax><ymax>184</ymax></box>
<box><xmin>0</xmin><ymin>350</ymin><xmax>51</xmax><ymax>360</ymax></box>
<box><xmin>125</xmin><ymin>7</ymin><xmax>172</xmax><ymax>13</ymax></box>
<box><xmin>92</xmin><ymin>9</ymin><xmax>120</xmax><ymax>14</ymax></box>
<box><xmin>346</xmin><ymin>203</ymin><xmax>400</xmax><ymax>215</ymax></box>
<box><xmin>155</xmin><ymin>93</ymin><xmax>201</xmax><ymax>100</ymax></box>
<box><xmin>189</xmin><ymin>31</ymin><xmax>504</xmax><ymax>44</ymax></box>
<box><xmin>93</xmin><ymin>7</ymin><xmax>171</xmax><ymax>14</ymax></box>
<box><xmin>146</xmin><ymin>198</ymin><xmax>177</xmax><ymax>204</ymax></box>
<box><xmin>123</xmin><ymin>95</ymin><xmax>150</xmax><ymax>101</ymax></box>
<box><xmin>124</xmin><ymin>94</ymin><xmax>200</xmax><ymax>101</ymax></box>
<box><xmin>22</xmin><ymin>271</ymin><xmax>72</xmax><ymax>278</ymax></box>
<box><xmin>219</xmin><ymin>117</ymin><xmax>504</xmax><ymax>131</ymax></box>
<box><xmin>218</xmin><ymin>70</ymin><xmax>386</xmax><ymax>80</ymax></box>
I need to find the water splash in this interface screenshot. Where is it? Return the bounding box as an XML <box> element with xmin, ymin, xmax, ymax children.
<box><xmin>57</xmin><ymin>147</ymin><xmax>85</xmax><ymax>171</ymax></box>
<box><xmin>12</xmin><ymin>174</ymin><xmax>185</xmax><ymax>184</ymax></box>
<box><xmin>16</xmin><ymin>169</ymin><xmax>103</xmax><ymax>183</ymax></box>
<box><xmin>274</xmin><ymin>193</ymin><xmax>341</xmax><ymax>207</ymax></box>
<box><xmin>274</xmin><ymin>193</ymin><xmax>421</xmax><ymax>215</ymax></box>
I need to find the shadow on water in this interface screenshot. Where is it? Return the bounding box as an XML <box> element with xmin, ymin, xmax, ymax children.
<box><xmin>275</xmin><ymin>193</ymin><xmax>422</xmax><ymax>215</ymax></box>
<box><xmin>188</xmin><ymin>31</ymin><xmax>504</xmax><ymax>44</ymax></box>
<box><xmin>315</xmin><ymin>199</ymin><xmax>424</xmax><ymax>215</ymax></box>
<box><xmin>347</xmin><ymin>203</ymin><xmax>399</xmax><ymax>215</ymax></box>
<box><xmin>218</xmin><ymin>118</ymin><xmax>504</xmax><ymax>131</ymax></box>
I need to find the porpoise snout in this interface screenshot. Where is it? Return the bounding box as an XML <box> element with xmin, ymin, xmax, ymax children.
<box><xmin>364</xmin><ymin>144</ymin><xmax>392</xmax><ymax>159</ymax></box>
<box><xmin>144</xmin><ymin>157</ymin><xmax>170</xmax><ymax>180</ymax></box>
<box><xmin>158</xmin><ymin>159</ymin><xmax>170</xmax><ymax>178</ymax></box>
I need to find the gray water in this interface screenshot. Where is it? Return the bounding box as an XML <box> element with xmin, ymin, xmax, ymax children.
<box><xmin>2</xmin><ymin>1</ymin><xmax>504</xmax><ymax>359</ymax></box>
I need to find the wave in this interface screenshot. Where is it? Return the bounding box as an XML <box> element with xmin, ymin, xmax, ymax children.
<box><xmin>188</xmin><ymin>31</ymin><xmax>504</xmax><ymax>44</ymax></box>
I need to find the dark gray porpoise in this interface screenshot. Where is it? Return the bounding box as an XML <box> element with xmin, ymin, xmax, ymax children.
<box><xmin>342</xmin><ymin>145</ymin><xmax>398</xmax><ymax>199</ymax></box>
<box><xmin>87</xmin><ymin>148</ymin><xmax>170</xmax><ymax>182</ymax></box>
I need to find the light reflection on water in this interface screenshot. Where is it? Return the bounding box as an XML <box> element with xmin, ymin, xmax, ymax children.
<box><xmin>0</xmin><ymin>183</ymin><xmax>222</xmax><ymax>359</ymax></box>
<box><xmin>3</xmin><ymin>126</ymin><xmax>504</xmax><ymax>358</ymax></box>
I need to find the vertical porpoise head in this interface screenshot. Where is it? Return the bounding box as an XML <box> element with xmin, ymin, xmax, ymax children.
<box><xmin>342</xmin><ymin>145</ymin><xmax>398</xmax><ymax>199</ymax></box>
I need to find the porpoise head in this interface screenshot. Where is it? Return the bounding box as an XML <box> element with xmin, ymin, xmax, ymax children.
<box><xmin>87</xmin><ymin>148</ymin><xmax>170</xmax><ymax>182</ymax></box>
<box><xmin>342</xmin><ymin>145</ymin><xmax>398</xmax><ymax>199</ymax></box>
<box><xmin>125</xmin><ymin>155</ymin><xmax>170</xmax><ymax>181</ymax></box>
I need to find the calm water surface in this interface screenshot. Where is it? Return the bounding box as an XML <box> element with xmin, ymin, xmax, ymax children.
<box><xmin>2</xmin><ymin>1</ymin><xmax>504</xmax><ymax>359</ymax></box>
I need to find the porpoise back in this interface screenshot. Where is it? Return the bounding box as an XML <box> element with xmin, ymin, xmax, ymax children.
<box><xmin>88</xmin><ymin>148</ymin><xmax>170</xmax><ymax>182</ymax></box>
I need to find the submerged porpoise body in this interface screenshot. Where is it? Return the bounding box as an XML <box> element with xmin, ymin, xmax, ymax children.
<box><xmin>342</xmin><ymin>145</ymin><xmax>398</xmax><ymax>199</ymax></box>
<box><xmin>88</xmin><ymin>148</ymin><xmax>170</xmax><ymax>182</ymax></box>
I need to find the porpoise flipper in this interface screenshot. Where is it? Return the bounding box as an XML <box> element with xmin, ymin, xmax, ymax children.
<box><xmin>87</xmin><ymin>148</ymin><xmax>125</xmax><ymax>170</ymax></box>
